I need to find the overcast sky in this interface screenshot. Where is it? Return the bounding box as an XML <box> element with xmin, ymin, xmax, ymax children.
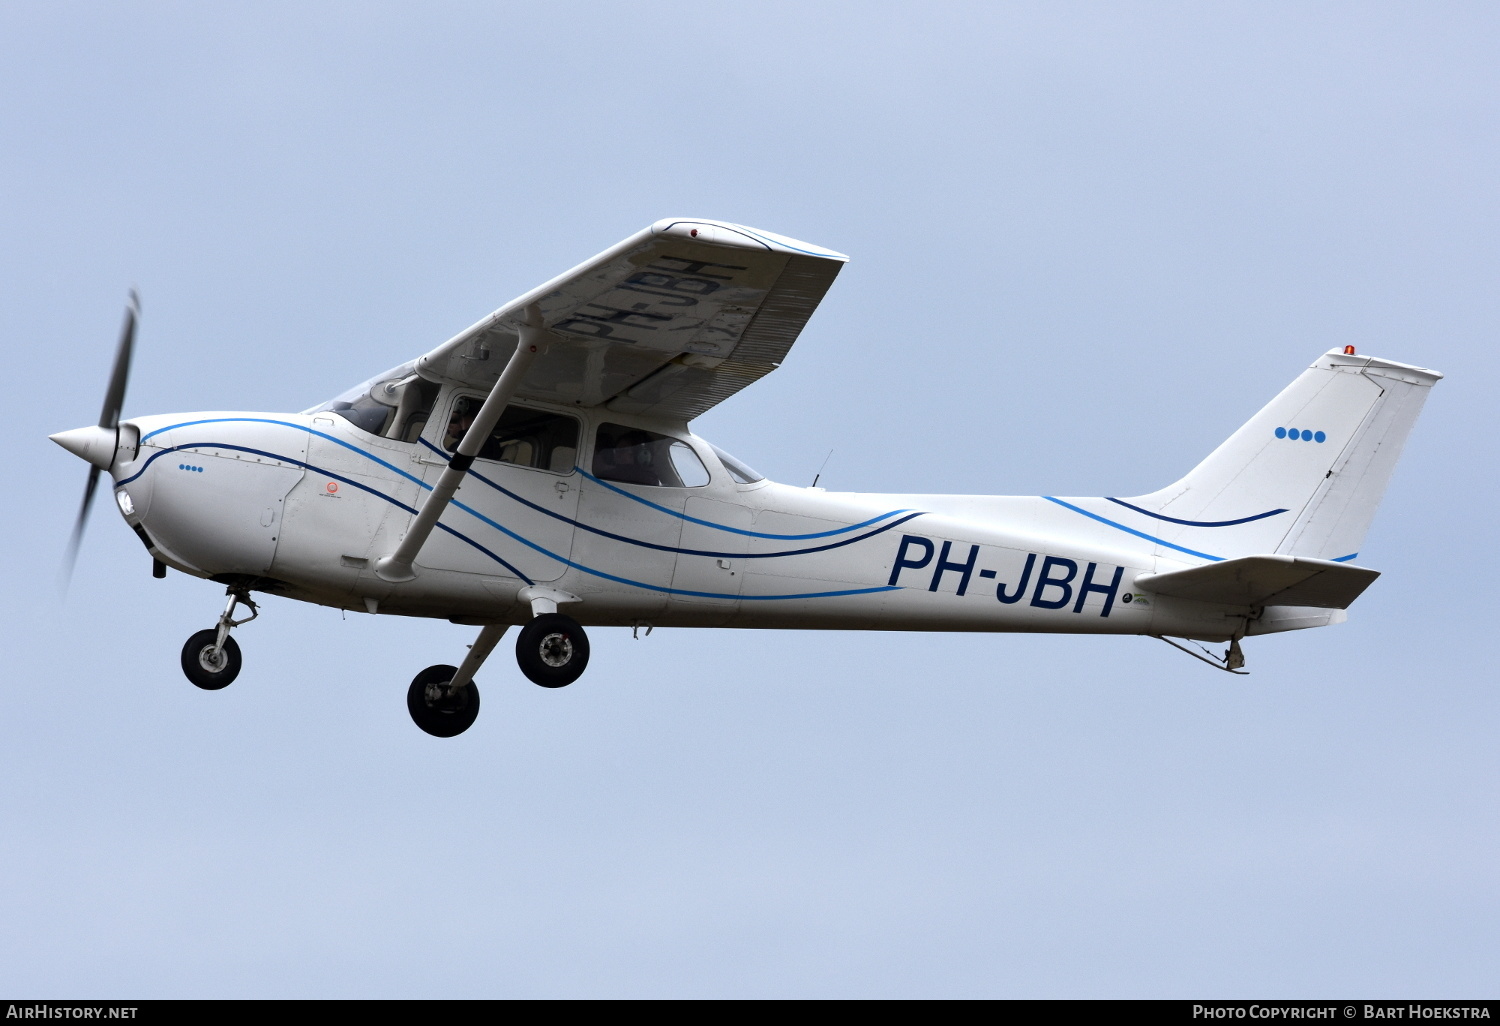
<box><xmin>2</xmin><ymin>1</ymin><xmax>1496</xmax><ymax>998</ymax></box>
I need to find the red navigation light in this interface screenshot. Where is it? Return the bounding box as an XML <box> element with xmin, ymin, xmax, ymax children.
<box><xmin>1343</xmin><ymin>345</ymin><xmax>1357</xmax><ymax>355</ymax></box>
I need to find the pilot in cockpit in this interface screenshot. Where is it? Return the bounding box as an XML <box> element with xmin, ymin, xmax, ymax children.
<box><xmin>594</xmin><ymin>430</ymin><xmax>661</xmax><ymax>486</ymax></box>
<box><xmin>444</xmin><ymin>405</ymin><xmax>476</xmax><ymax>451</ymax></box>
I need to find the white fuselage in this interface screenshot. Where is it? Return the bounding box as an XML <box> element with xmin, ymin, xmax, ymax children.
<box><xmin>110</xmin><ymin>395</ymin><xmax>1252</xmax><ymax>643</ymax></box>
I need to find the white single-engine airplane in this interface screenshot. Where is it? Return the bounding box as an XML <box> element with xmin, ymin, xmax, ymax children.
<box><xmin>53</xmin><ymin>219</ymin><xmax>1441</xmax><ymax>736</ymax></box>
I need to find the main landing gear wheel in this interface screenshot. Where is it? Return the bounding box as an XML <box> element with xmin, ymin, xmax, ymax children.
<box><xmin>516</xmin><ymin>613</ymin><xmax>590</xmax><ymax>688</ymax></box>
<box><xmin>181</xmin><ymin>630</ymin><xmax>242</xmax><ymax>690</ymax></box>
<box><xmin>407</xmin><ymin>664</ymin><xmax>481</xmax><ymax>738</ymax></box>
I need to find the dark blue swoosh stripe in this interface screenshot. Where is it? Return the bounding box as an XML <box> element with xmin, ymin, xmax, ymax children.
<box><xmin>141</xmin><ymin>417</ymin><xmax>431</xmax><ymax>489</ymax></box>
<box><xmin>1104</xmin><ymin>497</ymin><xmax>1288</xmax><ymax>528</ymax></box>
<box><xmin>136</xmin><ymin>420</ymin><xmax>912</xmax><ymax>541</ymax></box>
<box><xmin>122</xmin><ymin>438</ymin><xmax>903</xmax><ymax>602</ymax></box>
<box><xmin>568</xmin><ymin>467</ymin><xmax>913</xmax><ymax>538</ymax></box>
<box><xmin>1044</xmin><ymin>497</ymin><xmax>1224</xmax><ymax>562</ymax></box>
<box><xmin>118</xmin><ymin>442</ymin><xmax>535</xmax><ymax>582</ymax></box>
<box><xmin>416</xmin><ymin>439</ymin><xmax>929</xmax><ymax>558</ymax></box>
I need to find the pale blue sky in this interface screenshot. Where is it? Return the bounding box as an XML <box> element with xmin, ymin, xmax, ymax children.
<box><xmin>2</xmin><ymin>2</ymin><xmax>1496</xmax><ymax>997</ymax></box>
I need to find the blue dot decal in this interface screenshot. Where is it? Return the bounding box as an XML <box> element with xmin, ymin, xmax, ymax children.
<box><xmin>1275</xmin><ymin>427</ymin><xmax>1287</xmax><ymax>439</ymax></box>
<box><xmin>1314</xmin><ymin>431</ymin><xmax>1326</xmax><ymax>443</ymax></box>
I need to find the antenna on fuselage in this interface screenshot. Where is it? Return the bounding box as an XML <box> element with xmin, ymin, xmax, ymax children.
<box><xmin>811</xmin><ymin>449</ymin><xmax>834</xmax><ymax>488</ymax></box>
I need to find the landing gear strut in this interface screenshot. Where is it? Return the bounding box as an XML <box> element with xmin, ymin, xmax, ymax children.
<box><xmin>403</xmin><ymin>592</ymin><xmax>592</xmax><ymax>737</ymax></box>
<box><xmin>407</xmin><ymin>623</ymin><xmax>507</xmax><ymax>737</ymax></box>
<box><xmin>181</xmin><ymin>587</ymin><xmax>258</xmax><ymax>690</ymax></box>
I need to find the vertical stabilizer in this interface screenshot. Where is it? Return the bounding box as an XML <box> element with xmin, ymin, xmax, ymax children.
<box><xmin>1274</xmin><ymin>354</ymin><xmax>1441</xmax><ymax>560</ymax></box>
<box><xmin>1123</xmin><ymin>350</ymin><xmax>1440</xmax><ymax>562</ymax></box>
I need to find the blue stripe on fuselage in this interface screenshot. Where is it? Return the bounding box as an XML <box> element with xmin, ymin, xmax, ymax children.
<box><xmin>124</xmin><ymin>421</ymin><xmax>909</xmax><ymax>601</ymax></box>
<box><xmin>1043</xmin><ymin>497</ymin><xmax>1224</xmax><ymax>562</ymax></box>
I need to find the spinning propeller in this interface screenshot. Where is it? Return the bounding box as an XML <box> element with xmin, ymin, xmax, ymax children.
<box><xmin>52</xmin><ymin>291</ymin><xmax>138</xmax><ymax>587</ymax></box>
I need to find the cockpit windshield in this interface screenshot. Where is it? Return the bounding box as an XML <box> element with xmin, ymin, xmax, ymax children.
<box><xmin>308</xmin><ymin>362</ymin><xmax>440</xmax><ymax>442</ymax></box>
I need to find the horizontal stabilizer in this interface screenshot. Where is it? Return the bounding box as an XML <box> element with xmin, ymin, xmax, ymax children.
<box><xmin>1134</xmin><ymin>555</ymin><xmax>1380</xmax><ymax>609</ymax></box>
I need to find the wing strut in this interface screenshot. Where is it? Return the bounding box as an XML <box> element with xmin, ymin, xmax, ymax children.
<box><xmin>375</xmin><ymin>306</ymin><xmax>545</xmax><ymax>583</ymax></box>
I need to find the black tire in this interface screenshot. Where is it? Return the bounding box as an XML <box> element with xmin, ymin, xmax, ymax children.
<box><xmin>406</xmin><ymin>664</ymin><xmax>481</xmax><ymax>738</ymax></box>
<box><xmin>181</xmin><ymin>629</ymin><xmax>242</xmax><ymax>690</ymax></box>
<box><xmin>516</xmin><ymin>613</ymin><xmax>590</xmax><ymax>688</ymax></box>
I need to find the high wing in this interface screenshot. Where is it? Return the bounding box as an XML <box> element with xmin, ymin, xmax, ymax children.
<box><xmin>414</xmin><ymin>218</ymin><xmax>848</xmax><ymax>421</ymax></box>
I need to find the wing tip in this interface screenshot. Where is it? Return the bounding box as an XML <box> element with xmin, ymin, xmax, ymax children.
<box><xmin>649</xmin><ymin>218</ymin><xmax>848</xmax><ymax>261</ymax></box>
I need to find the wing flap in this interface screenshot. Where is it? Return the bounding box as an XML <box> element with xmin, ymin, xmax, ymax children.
<box><xmin>1134</xmin><ymin>555</ymin><xmax>1380</xmax><ymax>609</ymax></box>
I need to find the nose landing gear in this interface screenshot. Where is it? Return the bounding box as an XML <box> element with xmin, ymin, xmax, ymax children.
<box><xmin>181</xmin><ymin>588</ymin><xmax>258</xmax><ymax>690</ymax></box>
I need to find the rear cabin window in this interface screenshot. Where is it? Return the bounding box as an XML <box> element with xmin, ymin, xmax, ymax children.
<box><xmin>444</xmin><ymin>398</ymin><xmax>580</xmax><ymax>474</ymax></box>
<box><xmin>709</xmin><ymin>443</ymin><xmax>765</xmax><ymax>484</ymax></box>
<box><xmin>593</xmin><ymin>424</ymin><xmax>710</xmax><ymax>488</ymax></box>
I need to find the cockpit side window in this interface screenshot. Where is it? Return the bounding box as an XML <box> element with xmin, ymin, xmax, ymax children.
<box><xmin>444</xmin><ymin>397</ymin><xmax>580</xmax><ymax>473</ymax></box>
<box><xmin>592</xmin><ymin>423</ymin><xmax>710</xmax><ymax>488</ymax></box>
